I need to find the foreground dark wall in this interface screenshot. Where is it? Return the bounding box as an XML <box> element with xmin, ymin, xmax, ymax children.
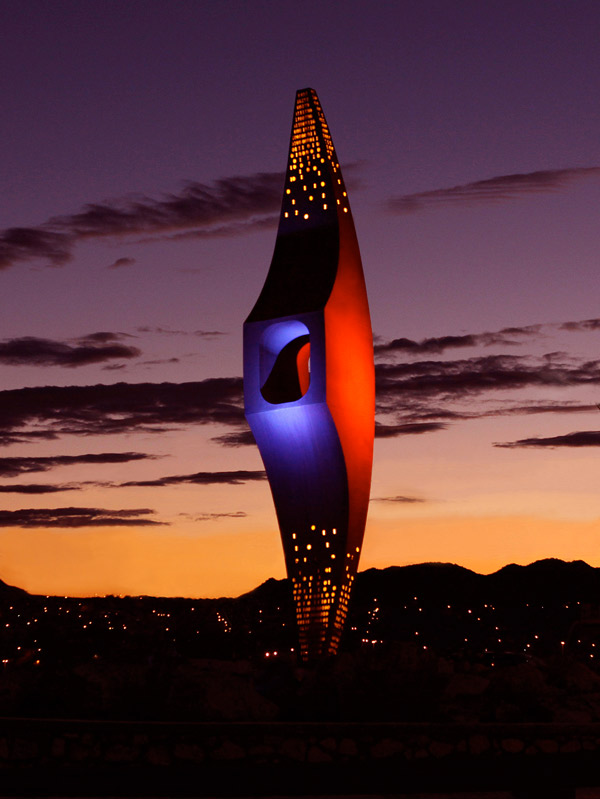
<box><xmin>0</xmin><ymin>718</ymin><xmax>599</xmax><ymax>796</ymax></box>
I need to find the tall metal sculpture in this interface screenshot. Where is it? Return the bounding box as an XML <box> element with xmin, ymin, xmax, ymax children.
<box><xmin>244</xmin><ymin>88</ymin><xmax>374</xmax><ymax>659</ymax></box>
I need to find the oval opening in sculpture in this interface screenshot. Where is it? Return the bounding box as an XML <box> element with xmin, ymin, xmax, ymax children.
<box><xmin>260</xmin><ymin>321</ymin><xmax>310</xmax><ymax>404</ymax></box>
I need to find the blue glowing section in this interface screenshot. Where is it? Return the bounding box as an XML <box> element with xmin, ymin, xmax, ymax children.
<box><xmin>248</xmin><ymin>402</ymin><xmax>348</xmax><ymax>554</ymax></box>
<box><xmin>261</xmin><ymin>320</ymin><xmax>309</xmax><ymax>355</ymax></box>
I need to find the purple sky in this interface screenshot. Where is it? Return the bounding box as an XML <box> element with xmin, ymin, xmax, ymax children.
<box><xmin>1</xmin><ymin>0</ymin><xmax>600</xmax><ymax>597</ymax></box>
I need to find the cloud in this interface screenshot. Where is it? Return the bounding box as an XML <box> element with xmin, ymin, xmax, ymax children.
<box><xmin>0</xmin><ymin>378</ymin><xmax>245</xmax><ymax>442</ymax></box>
<box><xmin>495</xmin><ymin>402</ymin><xmax>598</xmax><ymax>417</ymax></box>
<box><xmin>0</xmin><ymin>228</ymin><xmax>72</xmax><ymax>269</ymax></box>
<box><xmin>76</xmin><ymin>331</ymin><xmax>134</xmax><ymax>344</ymax></box>
<box><xmin>376</xmin><ymin>317</ymin><xmax>600</xmax><ymax>358</ymax></box>
<box><xmin>379</xmin><ymin>400</ymin><xmax>598</xmax><ymax>436</ymax></box>
<box><xmin>0</xmin><ymin>336</ymin><xmax>140</xmax><ymax>367</ymax></box>
<box><xmin>136</xmin><ymin>326</ymin><xmax>225</xmax><ymax>338</ymax></box>
<box><xmin>375</xmin><ymin>422</ymin><xmax>447</xmax><ymax>437</ymax></box>
<box><xmin>108</xmin><ymin>257</ymin><xmax>136</xmax><ymax>269</ymax></box>
<box><xmin>0</xmin><ymin>431</ymin><xmax>59</xmax><ymax>446</ymax></box>
<box><xmin>210</xmin><ymin>429</ymin><xmax>256</xmax><ymax>447</ymax></box>
<box><xmin>192</xmin><ymin>330</ymin><xmax>227</xmax><ymax>338</ymax></box>
<box><xmin>0</xmin><ymin>470</ymin><xmax>262</xmax><ymax>493</ymax></box>
<box><xmin>194</xmin><ymin>511</ymin><xmax>247</xmax><ymax>522</ymax></box>
<box><xmin>374</xmin><ymin>347</ymin><xmax>600</xmax><ymax>438</ymax></box>
<box><xmin>0</xmin><ymin>483</ymin><xmax>81</xmax><ymax>494</ymax></box>
<box><xmin>375</xmin><ymin>354</ymin><xmax>600</xmax><ymax>404</ymax></box>
<box><xmin>375</xmin><ymin>324</ymin><xmax>541</xmax><ymax>357</ymax></box>
<box><xmin>117</xmin><ymin>470</ymin><xmax>266</xmax><ymax>488</ymax></box>
<box><xmin>370</xmin><ymin>495</ymin><xmax>425</xmax><ymax>503</ymax></box>
<box><xmin>387</xmin><ymin>166</ymin><xmax>600</xmax><ymax>213</ymax></box>
<box><xmin>0</xmin><ymin>452</ymin><xmax>151</xmax><ymax>477</ymax></box>
<box><xmin>372</xmin><ymin>316</ymin><xmax>600</xmax><ymax>433</ymax></box>
<box><xmin>495</xmin><ymin>431</ymin><xmax>600</xmax><ymax>449</ymax></box>
<box><xmin>139</xmin><ymin>357</ymin><xmax>180</xmax><ymax>366</ymax></box>
<box><xmin>0</xmin><ymin>507</ymin><xmax>165</xmax><ymax>528</ymax></box>
<box><xmin>0</xmin><ymin>172</ymin><xmax>286</xmax><ymax>270</ymax></box>
<box><xmin>560</xmin><ymin>318</ymin><xmax>600</xmax><ymax>332</ymax></box>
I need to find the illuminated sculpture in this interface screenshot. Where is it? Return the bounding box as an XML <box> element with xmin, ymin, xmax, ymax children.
<box><xmin>244</xmin><ymin>88</ymin><xmax>374</xmax><ymax>659</ymax></box>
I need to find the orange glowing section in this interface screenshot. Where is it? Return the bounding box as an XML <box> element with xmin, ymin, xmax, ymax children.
<box><xmin>296</xmin><ymin>342</ymin><xmax>311</xmax><ymax>397</ymax></box>
<box><xmin>324</xmin><ymin>209</ymin><xmax>375</xmax><ymax>553</ymax></box>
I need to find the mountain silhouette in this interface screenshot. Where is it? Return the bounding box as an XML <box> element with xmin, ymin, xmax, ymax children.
<box><xmin>0</xmin><ymin>577</ymin><xmax>27</xmax><ymax>599</ymax></box>
<box><xmin>3</xmin><ymin>559</ymin><xmax>600</xmax><ymax>606</ymax></box>
<box><xmin>486</xmin><ymin>558</ymin><xmax>599</xmax><ymax>601</ymax></box>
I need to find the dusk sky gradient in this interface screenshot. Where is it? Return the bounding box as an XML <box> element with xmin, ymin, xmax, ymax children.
<box><xmin>2</xmin><ymin>0</ymin><xmax>600</xmax><ymax>597</ymax></box>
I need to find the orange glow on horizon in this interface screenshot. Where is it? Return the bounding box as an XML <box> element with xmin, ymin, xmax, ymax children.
<box><xmin>3</xmin><ymin>511</ymin><xmax>599</xmax><ymax>598</ymax></box>
<box><xmin>362</xmin><ymin>513</ymin><xmax>600</xmax><ymax>576</ymax></box>
<box><xmin>0</xmin><ymin>526</ymin><xmax>285</xmax><ymax>598</ymax></box>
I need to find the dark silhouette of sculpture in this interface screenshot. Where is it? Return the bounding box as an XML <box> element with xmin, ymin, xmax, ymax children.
<box><xmin>244</xmin><ymin>88</ymin><xmax>374</xmax><ymax>659</ymax></box>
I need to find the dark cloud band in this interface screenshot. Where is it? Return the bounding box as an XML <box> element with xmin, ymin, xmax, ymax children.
<box><xmin>375</xmin><ymin>422</ymin><xmax>447</xmax><ymax>437</ymax></box>
<box><xmin>375</xmin><ymin>324</ymin><xmax>541</xmax><ymax>357</ymax></box>
<box><xmin>370</xmin><ymin>495</ymin><xmax>425</xmax><ymax>504</ymax></box>
<box><xmin>0</xmin><ymin>336</ymin><xmax>139</xmax><ymax>367</ymax></box>
<box><xmin>388</xmin><ymin>166</ymin><xmax>600</xmax><ymax>213</ymax></box>
<box><xmin>0</xmin><ymin>483</ymin><xmax>81</xmax><ymax>494</ymax></box>
<box><xmin>0</xmin><ymin>378</ymin><xmax>245</xmax><ymax>442</ymax></box>
<box><xmin>0</xmin><ymin>172</ymin><xmax>286</xmax><ymax>270</ymax></box>
<box><xmin>118</xmin><ymin>470</ymin><xmax>266</xmax><ymax>487</ymax></box>
<box><xmin>495</xmin><ymin>431</ymin><xmax>600</xmax><ymax>449</ymax></box>
<box><xmin>0</xmin><ymin>452</ymin><xmax>151</xmax><ymax>477</ymax></box>
<box><xmin>0</xmin><ymin>507</ymin><xmax>165</xmax><ymax>528</ymax></box>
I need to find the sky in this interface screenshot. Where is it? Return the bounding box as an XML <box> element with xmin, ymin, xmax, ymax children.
<box><xmin>1</xmin><ymin>0</ymin><xmax>600</xmax><ymax>597</ymax></box>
